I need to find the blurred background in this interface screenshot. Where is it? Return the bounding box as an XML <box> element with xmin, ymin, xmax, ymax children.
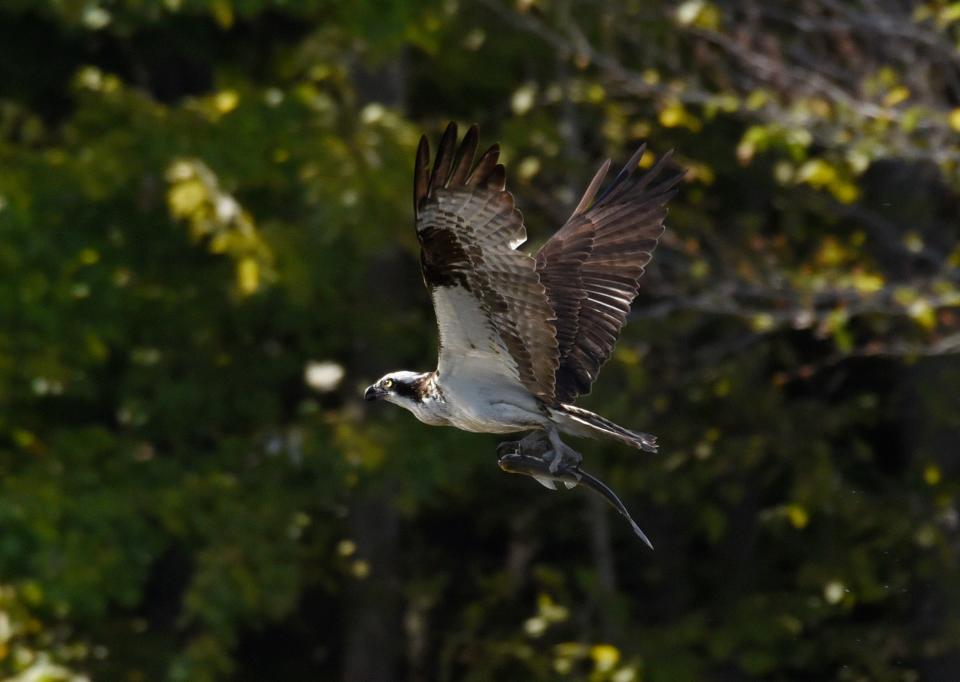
<box><xmin>1</xmin><ymin>0</ymin><xmax>959</xmax><ymax>680</ymax></box>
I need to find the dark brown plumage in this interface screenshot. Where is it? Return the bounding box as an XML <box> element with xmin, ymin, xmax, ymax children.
<box><xmin>415</xmin><ymin>122</ymin><xmax>560</xmax><ymax>399</ymax></box>
<box><xmin>537</xmin><ymin>145</ymin><xmax>684</xmax><ymax>402</ymax></box>
<box><xmin>413</xmin><ymin>121</ymin><xmax>682</xmax><ymax>407</ymax></box>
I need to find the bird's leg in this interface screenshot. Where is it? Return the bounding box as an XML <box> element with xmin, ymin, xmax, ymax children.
<box><xmin>496</xmin><ymin>431</ymin><xmax>566</xmax><ymax>490</ymax></box>
<box><xmin>545</xmin><ymin>428</ymin><xmax>583</xmax><ymax>474</ymax></box>
<box><xmin>519</xmin><ymin>431</ymin><xmax>552</xmax><ymax>458</ymax></box>
<box><xmin>496</xmin><ymin>431</ymin><xmax>551</xmax><ymax>458</ymax></box>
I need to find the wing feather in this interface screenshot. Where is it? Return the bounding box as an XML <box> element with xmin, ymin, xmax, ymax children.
<box><xmin>537</xmin><ymin>145</ymin><xmax>683</xmax><ymax>402</ymax></box>
<box><xmin>466</xmin><ymin>144</ymin><xmax>501</xmax><ymax>187</ymax></box>
<box><xmin>415</xmin><ymin>123</ymin><xmax>559</xmax><ymax>399</ymax></box>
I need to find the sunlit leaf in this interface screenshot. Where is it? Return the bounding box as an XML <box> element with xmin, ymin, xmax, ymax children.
<box><xmin>675</xmin><ymin>0</ymin><xmax>721</xmax><ymax>29</ymax></box>
<box><xmin>950</xmin><ymin>108</ymin><xmax>960</xmax><ymax>132</ymax></box>
<box><xmin>882</xmin><ymin>86</ymin><xmax>910</xmax><ymax>107</ymax></box>
<box><xmin>590</xmin><ymin>644</ymin><xmax>621</xmax><ymax>672</ymax></box>
<box><xmin>787</xmin><ymin>504</ymin><xmax>809</xmax><ymax>529</ymax></box>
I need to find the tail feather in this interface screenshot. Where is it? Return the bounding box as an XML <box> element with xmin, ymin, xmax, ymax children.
<box><xmin>554</xmin><ymin>403</ymin><xmax>658</xmax><ymax>453</ymax></box>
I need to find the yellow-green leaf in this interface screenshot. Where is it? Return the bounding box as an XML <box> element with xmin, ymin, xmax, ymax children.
<box><xmin>590</xmin><ymin>643</ymin><xmax>621</xmax><ymax>671</ymax></box>
<box><xmin>949</xmin><ymin>107</ymin><xmax>960</xmax><ymax>132</ymax></box>
<box><xmin>882</xmin><ymin>86</ymin><xmax>910</xmax><ymax>107</ymax></box>
<box><xmin>237</xmin><ymin>258</ymin><xmax>260</xmax><ymax>295</ymax></box>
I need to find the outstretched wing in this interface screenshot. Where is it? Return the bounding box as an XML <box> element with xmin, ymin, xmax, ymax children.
<box><xmin>415</xmin><ymin>123</ymin><xmax>558</xmax><ymax>399</ymax></box>
<box><xmin>536</xmin><ymin>145</ymin><xmax>683</xmax><ymax>403</ymax></box>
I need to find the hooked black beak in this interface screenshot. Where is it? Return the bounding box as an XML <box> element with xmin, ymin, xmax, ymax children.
<box><xmin>364</xmin><ymin>385</ymin><xmax>384</xmax><ymax>401</ymax></box>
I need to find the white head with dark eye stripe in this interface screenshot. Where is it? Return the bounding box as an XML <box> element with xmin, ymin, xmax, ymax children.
<box><xmin>363</xmin><ymin>371</ymin><xmax>429</xmax><ymax>407</ymax></box>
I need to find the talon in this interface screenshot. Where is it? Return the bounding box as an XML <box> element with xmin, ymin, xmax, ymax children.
<box><xmin>496</xmin><ymin>440</ymin><xmax>520</xmax><ymax>457</ymax></box>
<box><xmin>546</xmin><ymin>441</ymin><xmax>583</xmax><ymax>475</ymax></box>
<box><xmin>552</xmin><ymin>461</ymin><xmax>582</xmax><ymax>480</ymax></box>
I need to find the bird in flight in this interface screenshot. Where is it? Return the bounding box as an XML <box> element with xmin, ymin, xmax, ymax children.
<box><xmin>364</xmin><ymin>123</ymin><xmax>682</xmax><ymax>545</ymax></box>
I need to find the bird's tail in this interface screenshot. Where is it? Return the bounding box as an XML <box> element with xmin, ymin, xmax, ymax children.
<box><xmin>553</xmin><ymin>403</ymin><xmax>658</xmax><ymax>453</ymax></box>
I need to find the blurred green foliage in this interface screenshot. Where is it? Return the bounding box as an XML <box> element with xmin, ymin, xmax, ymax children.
<box><xmin>0</xmin><ymin>0</ymin><xmax>959</xmax><ymax>680</ymax></box>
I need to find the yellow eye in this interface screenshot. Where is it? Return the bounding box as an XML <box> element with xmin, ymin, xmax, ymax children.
<box><xmin>383</xmin><ymin>378</ymin><xmax>394</xmax><ymax>389</ymax></box>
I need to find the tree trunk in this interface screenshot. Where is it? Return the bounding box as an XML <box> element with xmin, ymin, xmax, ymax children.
<box><xmin>342</xmin><ymin>53</ymin><xmax>408</xmax><ymax>682</ymax></box>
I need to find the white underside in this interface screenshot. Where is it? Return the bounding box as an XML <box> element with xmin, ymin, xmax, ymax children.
<box><xmin>433</xmin><ymin>367</ymin><xmax>548</xmax><ymax>433</ymax></box>
<box><xmin>425</xmin><ymin>285</ymin><xmax>550</xmax><ymax>433</ymax></box>
<box><xmin>400</xmin><ymin>285</ymin><xmax>625</xmax><ymax>440</ymax></box>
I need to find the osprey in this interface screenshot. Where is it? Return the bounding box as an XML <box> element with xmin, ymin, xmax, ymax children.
<box><xmin>365</xmin><ymin>123</ymin><xmax>681</xmax><ymax>543</ymax></box>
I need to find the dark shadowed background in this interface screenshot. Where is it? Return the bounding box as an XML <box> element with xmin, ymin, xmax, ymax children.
<box><xmin>1</xmin><ymin>1</ymin><xmax>959</xmax><ymax>680</ymax></box>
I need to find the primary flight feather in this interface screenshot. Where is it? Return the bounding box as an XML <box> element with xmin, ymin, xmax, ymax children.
<box><xmin>365</xmin><ymin>122</ymin><xmax>682</xmax><ymax>539</ymax></box>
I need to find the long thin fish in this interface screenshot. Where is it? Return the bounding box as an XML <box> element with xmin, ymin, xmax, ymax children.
<box><xmin>498</xmin><ymin>453</ymin><xmax>654</xmax><ymax>550</ymax></box>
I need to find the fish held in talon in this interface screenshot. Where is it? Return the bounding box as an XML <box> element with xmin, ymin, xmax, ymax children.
<box><xmin>365</xmin><ymin>122</ymin><xmax>682</xmax><ymax>547</ymax></box>
<box><xmin>498</xmin><ymin>453</ymin><xmax>654</xmax><ymax>549</ymax></box>
<box><xmin>498</xmin><ymin>452</ymin><xmax>581</xmax><ymax>491</ymax></box>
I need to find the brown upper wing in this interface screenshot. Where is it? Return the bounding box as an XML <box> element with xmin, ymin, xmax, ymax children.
<box><xmin>415</xmin><ymin>123</ymin><xmax>559</xmax><ymax>400</ymax></box>
<box><xmin>536</xmin><ymin>145</ymin><xmax>683</xmax><ymax>403</ymax></box>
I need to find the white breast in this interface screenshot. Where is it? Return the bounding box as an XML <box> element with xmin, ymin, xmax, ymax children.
<box><xmin>435</xmin><ymin>368</ymin><xmax>548</xmax><ymax>434</ymax></box>
<box><xmin>406</xmin><ymin>394</ymin><xmax>450</xmax><ymax>427</ymax></box>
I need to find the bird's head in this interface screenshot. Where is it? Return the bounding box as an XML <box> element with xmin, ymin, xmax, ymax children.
<box><xmin>363</xmin><ymin>371</ymin><xmax>428</xmax><ymax>407</ymax></box>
